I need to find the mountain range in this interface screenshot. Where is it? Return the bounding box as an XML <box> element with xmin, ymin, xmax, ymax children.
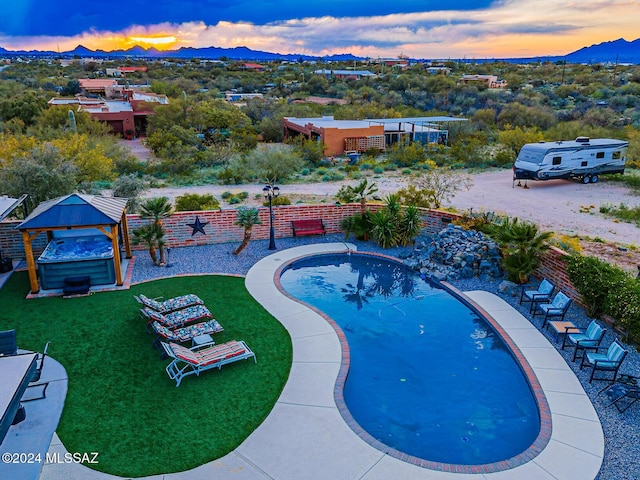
<box><xmin>0</xmin><ymin>38</ymin><xmax>638</xmax><ymax>64</ymax></box>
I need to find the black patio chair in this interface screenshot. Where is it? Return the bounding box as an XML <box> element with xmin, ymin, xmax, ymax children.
<box><xmin>23</xmin><ymin>342</ymin><xmax>50</xmax><ymax>401</ymax></box>
<box><xmin>0</xmin><ymin>329</ymin><xmax>17</xmax><ymax>356</ymax></box>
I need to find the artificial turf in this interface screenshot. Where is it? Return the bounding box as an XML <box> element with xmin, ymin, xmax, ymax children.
<box><xmin>0</xmin><ymin>271</ymin><xmax>292</xmax><ymax>477</ymax></box>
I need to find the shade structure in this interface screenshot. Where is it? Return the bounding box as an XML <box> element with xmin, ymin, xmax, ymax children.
<box><xmin>16</xmin><ymin>194</ymin><xmax>132</xmax><ymax>293</ymax></box>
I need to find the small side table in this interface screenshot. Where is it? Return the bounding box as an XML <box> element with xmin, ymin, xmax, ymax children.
<box><xmin>548</xmin><ymin>320</ymin><xmax>580</xmax><ymax>344</ymax></box>
<box><xmin>191</xmin><ymin>334</ymin><xmax>214</xmax><ymax>349</ymax></box>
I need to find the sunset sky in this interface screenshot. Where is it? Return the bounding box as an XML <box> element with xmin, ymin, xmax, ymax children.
<box><xmin>1</xmin><ymin>0</ymin><xmax>638</xmax><ymax>59</ymax></box>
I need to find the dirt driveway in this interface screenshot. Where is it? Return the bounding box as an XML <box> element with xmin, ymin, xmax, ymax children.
<box><xmin>120</xmin><ymin>140</ymin><xmax>639</xmax><ymax>272</ymax></box>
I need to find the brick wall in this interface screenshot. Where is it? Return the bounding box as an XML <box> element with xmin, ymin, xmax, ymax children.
<box><xmin>0</xmin><ymin>205</ymin><xmax>582</xmax><ymax>306</ymax></box>
<box><xmin>126</xmin><ymin>203</ymin><xmax>370</xmax><ymax>249</ymax></box>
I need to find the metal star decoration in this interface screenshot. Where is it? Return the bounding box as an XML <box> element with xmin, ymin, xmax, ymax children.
<box><xmin>187</xmin><ymin>216</ymin><xmax>209</xmax><ymax>236</ymax></box>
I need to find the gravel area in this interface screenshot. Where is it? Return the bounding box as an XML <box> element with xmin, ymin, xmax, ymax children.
<box><xmin>132</xmin><ymin>235</ymin><xmax>639</xmax><ymax>480</ymax></box>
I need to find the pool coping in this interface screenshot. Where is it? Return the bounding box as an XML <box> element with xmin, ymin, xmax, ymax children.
<box><xmin>37</xmin><ymin>242</ymin><xmax>604</xmax><ymax>480</ymax></box>
<box><xmin>241</xmin><ymin>243</ymin><xmax>604</xmax><ymax>480</ymax></box>
<box><xmin>273</xmin><ymin>250</ymin><xmax>553</xmax><ymax>474</ymax></box>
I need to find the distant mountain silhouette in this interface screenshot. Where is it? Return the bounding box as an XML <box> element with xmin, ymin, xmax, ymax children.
<box><xmin>565</xmin><ymin>38</ymin><xmax>640</xmax><ymax>64</ymax></box>
<box><xmin>0</xmin><ymin>37</ymin><xmax>638</xmax><ymax>63</ymax></box>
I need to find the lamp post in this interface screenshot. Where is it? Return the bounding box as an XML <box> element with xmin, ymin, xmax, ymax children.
<box><xmin>263</xmin><ymin>183</ymin><xmax>280</xmax><ymax>250</ymax></box>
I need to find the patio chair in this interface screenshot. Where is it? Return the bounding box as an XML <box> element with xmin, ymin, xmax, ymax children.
<box><xmin>140</xmin><ymin>305</ymin><xmax>212</xmax><ymax>330</ymax></box>
<box><xmin>562</xmin><ymin>320</ymin><xmax>607</xmax><ymax>361</ymax></box>
<box><xmin>150</xmin><ymin>319</ymin><xmax>224</xmax><ymax>349</ymax></box>
<box><xmin>23</xmin><ymin>342</ymin><xmax>50</xmax><ymax>402</ymax></box>
<box><xmin>580</xmin><ymin>340</ymin><xmax>628</xmax><ymax>383</ymax></box>
<box><xmin>161</xmin><ymin>340</ymin><xmax>257</xmax><ymax>386</ymax></box>
<box><xmin>600</xmin><ymin>376</ymin><xmax>640</xmax><ymax>412</ymax></box>
<box><xmin>0</xmin><ymin>329</ymin><xmax>17</xmax><ymax>356</ymax></box>
<box><xmin>533</xmin><ymin>291</ymin><xmax>572</xmax><ymax>328</ymax></box>
<box><xmin>519</xmin><ymin>278</ymin><xmax>555</xmax><ymax>313</ymax></box>
<box><xmin>134</xmin><ymin>293</ymin><xmax>204</xmax><ymax>314</ymax></box>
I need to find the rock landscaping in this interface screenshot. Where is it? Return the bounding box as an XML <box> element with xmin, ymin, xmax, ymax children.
<box><xmin>403</xmin><ymin>224</ymin><xmax>503</xmax><ymax>281</ymax></box>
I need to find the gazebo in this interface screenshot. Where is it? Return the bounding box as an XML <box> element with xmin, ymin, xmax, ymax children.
<box><xmin>17</xmin><ymin>194</ymin><xmax>132</xmax><ymax>294</ymax></box>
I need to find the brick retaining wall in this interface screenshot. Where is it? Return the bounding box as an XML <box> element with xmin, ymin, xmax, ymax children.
<box><xmin>0</xmin><ymin>204</ymin><xmax>582</xmax><ymax>306</ymax></box>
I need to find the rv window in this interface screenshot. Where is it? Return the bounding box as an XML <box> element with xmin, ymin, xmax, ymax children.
<box><xmin>581</xmin><ymin>161</ymin><xmax>588</xmax><ymax>167</ymax></box>
<box><xmin>613</xmin><ymin>151</ymin><xmax>622</xmax><ymax>159</ymax></box>
<box><xmin>552</xmin><ymin>156</ymin><xmax>561</xmax><ymax>165</ymax></box>
<box><xmin>596</xmin><ymin>152</ymin><xmax>605</xmax><ymax>159</ymax></box>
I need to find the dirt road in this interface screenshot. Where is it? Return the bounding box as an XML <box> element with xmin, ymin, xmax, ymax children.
<box><xmin>119</xmin><ymin>140</ymin><xmax>638</xmax><ymax>248</ymax></box>
<box><xmin>144</xmin><ymin>170</ymin><xmax>639</xmax><ymax>245</ymax></box>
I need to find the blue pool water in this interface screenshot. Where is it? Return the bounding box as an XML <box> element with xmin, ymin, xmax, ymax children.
<box><xmin>279</xmin><ymin>254</ymin><xmax>540</xmax><ymax>466</ymax></box>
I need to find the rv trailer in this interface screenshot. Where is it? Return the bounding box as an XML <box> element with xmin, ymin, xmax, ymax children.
<box><xmin>513</xmin><ymin>137</ymin><xmax>628</xmax><ymax>186</ymax></box>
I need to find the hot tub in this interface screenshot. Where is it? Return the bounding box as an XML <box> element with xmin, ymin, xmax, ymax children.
<box><xmin>37</xmin><ymin>235</ymin><xmax>116</xmax><ymax>290</ymax></box>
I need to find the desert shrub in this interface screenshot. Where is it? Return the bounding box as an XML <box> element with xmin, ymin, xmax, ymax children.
<box><xmin>112</xmin><ymin>174</ymin><xmax>147</xmax><ymax>213</ymax></box>
<box><xmin>548</xmin><ymin>235</ymin><xmax>583</xmax><ymax>254</ymax></box>
<box><xmin>373</xmin><ymin>166</ymin><xmax>384</xmax><ymax>174</ymax></box>
<box><xmin>263</xmin><ymin>195</ymin><xmax>291</xmax><ymax>206</ymax></box>
<box><xmin>175</xmin><ymin>193</ymin><xmax>220</xmax><ymax>211</ymax></box>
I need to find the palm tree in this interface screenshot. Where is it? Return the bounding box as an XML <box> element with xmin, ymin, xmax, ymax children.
<box><xmin>352</xmin><ymin>178</ymin><xmax>378</xmax><ymax>216</ymax></box>
<box><xmin>488</xmin><ymin>217</ymin><xmax>553</xmax><ymax>283</ymax></box>
<box><xmin>139</xmin><ymin>197</ymin><xmax>173</xmax><ymax>226</ymax></box>
<box><xmin>138</xmin><ymin>197</ymin><xmax>173</xmax><ymax>265</ymax></box>
<box><xmin>233</xmin><ymin>207</ymin><xmax>261</xmax><ymax>255</ymax></box>
<box><xmin>132</xmin><ymin>223</ymin><xmax>162</xmax><ymax>266</ymax></box>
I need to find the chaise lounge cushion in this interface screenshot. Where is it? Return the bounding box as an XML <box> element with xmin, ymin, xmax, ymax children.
<box><xmin>136</xmin><ymin>294</ymin><xmax>204</xmax><ymax>313</ymax></box>
<box><xmin>141</xmin><ymin>305</ymin><xmax>212</xmax><ymax>329</ymax></box>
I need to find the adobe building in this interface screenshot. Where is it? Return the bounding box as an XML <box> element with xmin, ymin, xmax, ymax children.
<box><xmin>48</xmin><ymin>88</ymin><xmax>168</xmax><ymax>139</ymax></box>
<box><xmin>283</xmin><ymin>116</ymin><xmax>462</xmax><ymax>156</ymax></box>
<box><xmin>283</xmin><ymin>116</ymin><xmax>385</xmax><ymax>156</ymax></box>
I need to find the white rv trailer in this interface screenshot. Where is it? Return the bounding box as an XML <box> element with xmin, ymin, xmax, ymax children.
<box><xmin>513</xmin><ymin>137</ymin><xmax>628</xmax><ymax>185</ymax></box>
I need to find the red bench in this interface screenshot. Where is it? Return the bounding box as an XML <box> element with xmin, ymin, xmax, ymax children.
<box><xmin>292</xmin><ymin>219</ymin><xmax>326</xmax><ymax>237</ymax></box>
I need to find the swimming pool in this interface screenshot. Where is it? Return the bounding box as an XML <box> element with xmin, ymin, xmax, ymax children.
<box><xmin>279</xmin><ymin>253</ymin><xmax>541</xmax><ymax>466</ymax></box>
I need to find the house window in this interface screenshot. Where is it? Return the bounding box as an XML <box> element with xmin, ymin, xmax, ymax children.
<box><xmin>552</xmin><ymin>156</ymin><xmax>561</xmax><ymax>165</ymax></box>
<box><xmin>596</xmin><ymin>151</ymin><xmax>605</xmax><ymax>159</ymax></box>
<box><xmin>613</xmin><ymin>151</ymin><xmax>622</xmax><ymax>159</ymax></box>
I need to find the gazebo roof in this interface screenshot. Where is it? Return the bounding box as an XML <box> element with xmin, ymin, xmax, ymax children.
<box><xmin>17</xmin><ymin>194</ymin><xmax>128</xmax><ymax>230</ymax></box>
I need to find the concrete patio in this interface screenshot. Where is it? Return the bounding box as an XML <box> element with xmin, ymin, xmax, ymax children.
<box><xmin>34</xmin><ymin>243</ymin><xmax>604</xmax><ymax>480</ymax></box>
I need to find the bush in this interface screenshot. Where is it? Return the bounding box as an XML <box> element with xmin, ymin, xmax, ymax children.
<box><xmin>566</xmin><ymin>255</ymin><xmax>628</xmax><ymax>317</ymax></box>
<box><xmin>175</xmin><ymin>193</ymin><xmax>220</xmax><ymax>211</ymax></box>
<box><xmin>373</xmin><ymin>166</ymin><xmax>384</xmax><ymax>174</ymax></box>
<box><xmin>606</xmin><ymin>279</ymin><xmax>640</xmax><ymax>340</ymax></box>
<box><xmin>263</xmin><ymin>195</ymin><xmax>291</xmax><ymax>206</ymax></box>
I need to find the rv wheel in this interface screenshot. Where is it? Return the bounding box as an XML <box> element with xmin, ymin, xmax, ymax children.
<box><xmin>591</xmin><ymin>174</ymin><xmax>599</xmax><ymax>183</ymax></box>
<box><xmin>582</xmin><ymin>175</ymin><xmax>591</xmax><ymax>184</ymax></box>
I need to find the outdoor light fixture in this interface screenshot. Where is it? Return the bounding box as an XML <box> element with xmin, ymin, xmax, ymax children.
<box><xmin>263</xmin><ymin>184</ymin><xmax>280</xmax><ymax>250</ymax></box>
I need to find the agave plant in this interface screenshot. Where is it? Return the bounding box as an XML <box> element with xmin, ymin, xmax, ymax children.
<box><xmin>398</xmin><ymin>205</ymin><xmax>422</xmax><ymax>247</ymax></box>
<box><xmin>369</xmin><ymin>209</ymin><xmax>399</xmax><ymax>249</ymax></box>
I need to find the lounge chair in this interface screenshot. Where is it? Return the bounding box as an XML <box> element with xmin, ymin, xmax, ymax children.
<box><xmin>150</xmin><ymin>319</ymin><xmax>224</xmax><ymax>348</ymax></box>
<box><xmin>562</xmin><ymin>320</ymin><xmax>607</xmax><ymax>361</ymax></box>
<box><xmin>134</xmin><ymin>293</ymin><xmax>204</xmax><ymax>313</ymax></box>
<box><xmin>519</xmin><ymin>278</ymin><xmax>555</xmax><ymax>313</ymax></box>
<box><xmin>140</xmin><ymin>305</ymin><xmax>212</xmax><ymax>330</ymax></box>
<box><xmin>0</xmin><ymin>329</ymin><xmax>17</xmax><ymax>356</ymax></box>
<box><xmin>161</xmin><ymin>340</ymin><xmax>256</xmax><ymax>386</ymax></box>
<box><xmin>580</xmin><ymin>340</ymin><xmax>628</xmax><ymax>383</ymax></box>
<box><xmin>600</xmin><ymin>375</ymin><xmax>640</xmax><ymax>412</ymax></box>
<box><xmin>533</xmin><ymin>291</ymin><xmax>572</xmax><ymax>328</ymax></box>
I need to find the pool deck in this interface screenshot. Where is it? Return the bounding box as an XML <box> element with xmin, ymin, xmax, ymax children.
<box><xmin>38</xmin><ymin>243</ymin><xmax>604</xmax><ymax>480</ymax></box>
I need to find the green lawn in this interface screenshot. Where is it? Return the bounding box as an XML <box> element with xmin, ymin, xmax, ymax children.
<box><xmin>0</xmin><ymin>272</ymin><xmax>292</xmax><ymax>477</ymax></box>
